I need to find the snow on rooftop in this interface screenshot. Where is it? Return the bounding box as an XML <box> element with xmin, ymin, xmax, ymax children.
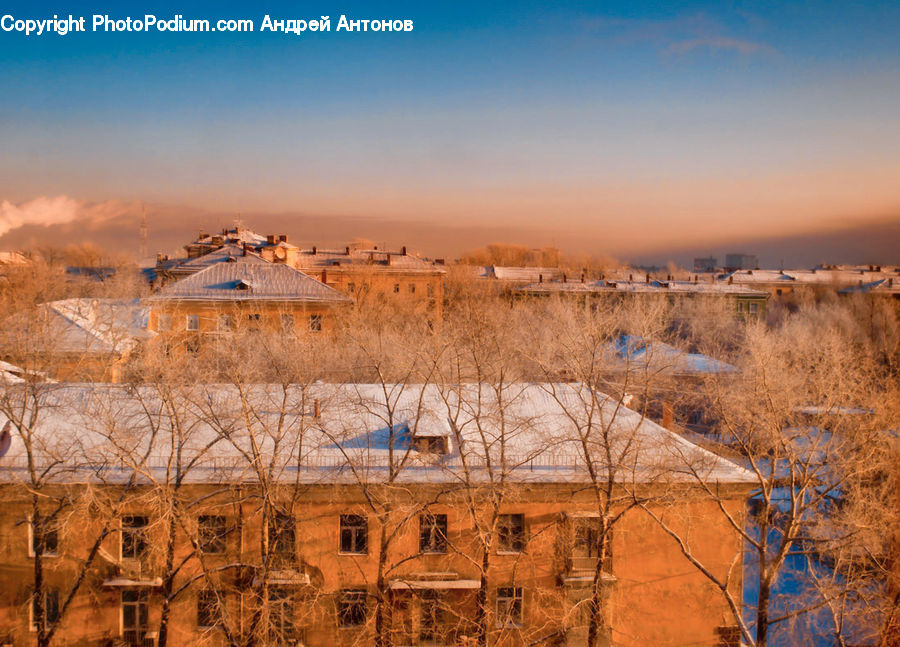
<box><xmin>0</xmin><ymin>383</ymin><xmax>754</xmax><ymax>486</ymax></box>
<box><xmin>151</xmin><ymin>263</ymin><xmax>352</xmax><ymax>303</ymax></box>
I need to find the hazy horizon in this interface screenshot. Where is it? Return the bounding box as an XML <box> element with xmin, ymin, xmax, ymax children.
<box><xmin>1</xmin><ymin>1</ymin><xmax>898</xmax><ymax>266</ymax></box>
<box><xmin>0</xmin><ymin>196</ymin><xmax>897</xmax><ymax>269</ymax></box>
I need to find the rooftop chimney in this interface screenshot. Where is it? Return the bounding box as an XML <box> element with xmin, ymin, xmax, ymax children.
<box><xmin>267</xmin><ymin>234</ymin><xmax>276</xmax><ymax>245</ymax></box>
<box><xmin>401</xmin><ymin>246</ymin><xmax>407</xmax><ymax>255</ymax></box>
<box><xmin>539</xmin><ymin>273</ymin><xmax>543</xmax><ymax>283</ymax></box>
<box><xmin>645</xmin><ymin>273</ymin><xmax>650</xmax><ymax>284</ymax></box>
<box><xmin>322</xmin><ymin>269</ymin><xmax>327</xmax><ymax>284</ymax></box>
<box><xmin>279</xmin><ymin>234</ymin><xmax>288</xmax><ymax>243</ymax></box>
<box><xmin>312</xmin><ymin>246</ymin><xmax>317</xmax><ymax>255</ymax></box>
<box><xmin>345</xmin><ymin>246</ymin><xmax>350</xmax><ymax>255</ymax></box>
<box><xmin>314</xmin><ymin>399</ymin><xmax>320</xmax><ymax>419</ymax></box>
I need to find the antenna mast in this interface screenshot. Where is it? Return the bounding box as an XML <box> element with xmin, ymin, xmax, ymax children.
<box><xmin>139</xmin><ymin>204</ymin><xmax>148</xmax><ymax>259</ymax></box>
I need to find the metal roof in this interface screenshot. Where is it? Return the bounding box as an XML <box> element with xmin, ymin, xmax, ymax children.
<box><xmin>0</xmin><ymin>383</ymin><xmax>755</xmax><ymax>486</ymax></box>
<box><xmin>150</xmin><ymin>262</ymin><xmax>352</xmax><ymax>304</ymax></box>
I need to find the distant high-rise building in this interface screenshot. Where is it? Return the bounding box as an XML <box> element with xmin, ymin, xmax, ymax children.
<box><xmin>693</xmin><ymin>257</ymin><xmax>717</xmax><ymax>273</ymax></box>
<box><xmin>724</xmin><ymin>253</ymin><xmax>758</xmax><ymax>271</ymax></box>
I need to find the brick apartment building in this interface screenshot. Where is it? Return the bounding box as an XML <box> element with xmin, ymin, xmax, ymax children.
<box><xmin>156</xmin><ymin>228</ymin><xmax>445</xmax><ymax>319</ymax></box>
<box><xmin>0</xmin><ymin>383</ymin><xmax>753</xmax><ymax>647</ymax></box>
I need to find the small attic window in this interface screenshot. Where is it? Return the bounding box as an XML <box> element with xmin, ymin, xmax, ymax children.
<box><xmin>226</xmin><ymin>256</ymin><xmax>237</xmax><ymax>263</ymax></box>
<box><xmin>415</xmin><ymin>436</ymin><xmax>448</xmax><ymax>455</ymax></box>
<box><xmin>235</xmin><ymin>279</ymin><xmax>252</xmax><ymax>290</ymax></box>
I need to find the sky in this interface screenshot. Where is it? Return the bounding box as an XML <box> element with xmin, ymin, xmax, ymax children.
<box><xmin>0</xmin><ymin>1</ymin><xmax>898</xmax><ymax>263</ymax></box>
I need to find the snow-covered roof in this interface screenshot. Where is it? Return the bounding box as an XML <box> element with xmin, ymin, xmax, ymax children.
<box><xmin>605</xmin><ymin>335</ymin><xmax>738</xmax><ymax>376</ymax></box>
<box><xmin>0</xmin><ymin>383</ymin><xmax>755</xmax><ymax>486</ymax></box>
<box><xmin>149</xmin><ymin>263</ymin><xmax>352</xmax><ymax>304</ymax></box>
<box><xmin>168</xmin><ymin>244</ymin><xmax>269</xmax><ymax>273</ymax></box>
<box><xmin>518</xmin><ymin>279</ymin><xmax>768</xmax><ymax>297</ymax></box>
<box><xmin>34</xmin><ymin>299</ymin><xmax>153</xmax><ymax>355</ymax></box>
<box><xmin>838</xmin><ymin>278</ymin><xmax>900</xmax><ymax>295</ymax></box>
<box><xmin>488</xmin><ymin>267</ymin><xmax>562</xmax><ymax>282</ymax></box>
<box><xmin>293</xmin><ymin>248</ymin><xmax>443</xmax><ymax>273</ymax></box>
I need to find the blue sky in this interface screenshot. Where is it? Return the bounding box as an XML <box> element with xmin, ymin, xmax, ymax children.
<box><xmin>0</xmin><ymin>0</ymin><xmax>898</xmax><ymax>254</ymax></box>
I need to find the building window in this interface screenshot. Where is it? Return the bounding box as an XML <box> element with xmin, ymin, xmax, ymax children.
<box><xmin>749</xmin><ymin>302</ymin><xmax>759</xmax><ymax>314</ymax></box>
<box><xmin>414</xmin><ymin>435</ymin><xmax>448</xmax><ymax>455</ymax></box>
<box><xmin>218</xmin><ymin>314</ymin><xmax>232</xmax><ymax>332</ymax></box>
<box><xmin>408</xmin><ymin>283</ymin><xmax>416</xmax><ymax>294</ymax></box>
<box><xmin>121</xmin><ymin>516</ymin><xmax>149</xmax><ymax>560</ymax></box>
<box><xmin>497</xmin><ymin>514</ymin><xmax>525</xmax><ymax>553</ymax></box>
<box><xmin>419</xmin><ymin>513</ymin><xmax>448</xmax><ymax>553</ymax></box>
<box><xmin>347</xmin><ymin>282</ymin><xmax>356</xmax><ymax>292</ymax></box>
<box><xmin>419</xmin><ymin>591</ymin><xmax>447</xmax><ymax>642</ymax></box>
<box><xmin>29</xmin><ymin>517</ymin><xmax>59</xmax><ymax>556</ymax></box>
<box><xmin>197</xmin><ymin>589</ymin><xmax>221</xmax><ymax>629</ymax></box>
<box><xmin>427</xmin><ymin>284</ymin><xmax>435</xmax><ymax>298</ymax></box>
<box><xmin>393</xmin><ymin>283</ymin><xmax>400</xmax><ymax>293</ymax></box>
<box><xmin>338</xmin><ymin>589</ymin><xmax>367</xmax><ymax>627</ymax></box>
<box><xmin>339</xmin><ymin>515</ymin><xmax>368</xmax><ymax>554</ymax></box>
<box><xmin>572</xmin><ymin>518</ymin><xmax>612</xmax><ymax>572</ymax></box>
<box><xmin>30</xmin><ymin>589</ymin><xmax>59</xmax><ymax>631</ymax></box>
<box><xmin>496</xmin><ymin>587</ymin><xmax>523</xmax><ymax>627</ymax></box>
<box><xmin>198</xmin><ymin>515</ymin><xmax>227</xmax><ymax>555</ymax></box>
<box><xmin>270</xmin><ymin>513</ymin><xmax>295</xmax><ymax>561</ymax></box>
<box><xmin>309</xmin><ymin>314</ymin><xmax>323</xmax><ymax>332</ymax></box>
<box><xmin>737</xmin><ymin>301</ymin><xmax>745</xmax><ymax>313</ymax></box>
<box><xmin>574</xmin><ymin>518</ymin><xmax>600</xmax><ymax>559</ymax></box>
<box><xmin>269</xmin><ymin>588</ymin><xmax>296</xmax><ymax>643</ymax></box>
<box><xmin>186</xmin><ymin>314</ymin><xmax>200</xmax><ymax>331</ymax></box>
<box><xmin>122</xmin><ymin>590</ymin><xmax>149</xmax><ymax>644</ymax></box>
<box><xmin>246</xmin><ymin>313</ymin><xmax>261</xmax><ymax>328</ymax></box>
<box><xmin>157</xmin><ymin>313</ymin><xmax>171</xmax><ymax>332</ymax></box>
<box><xmin>281</xmin><ymin>313</ymin><xmax>295</xmax><ymax>332</ymax></box>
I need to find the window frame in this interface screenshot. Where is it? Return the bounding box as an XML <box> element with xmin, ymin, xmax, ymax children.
<box><xmin>121</xmin><ymin>589</ymin><xmax>150</xmax><ymax>643</ymax></box>
<box><xmin>337</xmin><ymin>589</ymin><xmax>367</xmax><ymax>628</ymax></box>
<box><xmin>308</xmin><ymin>313</ymin><xmax>323</xmax><ymax>332</ymax></box>
<box><xmin>419</xmin><ymin>513</ymin><xmax>448</xmax><ymax>554</ymax></box>
<box><xmin>496</xmin><ymin>514</ymin><xmax>525</xmax><ymax>554</ymax></box>
<box><xmin>268</xmin><ymin>587</ymin><xmax>296</xmax><ymax>642</ymax></box>
<box><xmin>120</xmin><ymin>515</ymin><xmax>149</xmax><ymax>560</ymax></box>
<box><xmin>185</xmin><ymin>314</ymin><xmax>200</xmax><ymax>331</ymax></box>
<box><xmin>197</xmin><ymin>515</ymin><xmax>228</xmax><ymax>555</ymax></box>
<box><xmin>419</xmin><ymin>590</ymin><xmax>447</xmax><ymax>642</ymax></box>
<box><xmin>280</xmin><ymin>313</ymin><xmax>295</xmax><ymax>333</ymax></box>
<box><xmin>496</xmin><ymin>586</ymin><xmax>523</xmax><ymax>628</ymax></box>
<box><xmin>197</xmin><ymin>589</ymin><xmax>222</xmax><ymax>630</ymax></box>
<box><xmin>30</xmin><ymin>589</ymin><xmax>60</xmax><ymax>632</ymax></box>
<box><xmin>269</xmin><ymin>513</ymin><xmax>296</xmax><ymax>561</ymax></box>
<box><xmin>339</xmin><ymin>514</ymin><xmax>368</xmax><ymax>555</ymax></box>
<box><xmin>28</xmin><ymin>516</ymin><xmax>59</xmax><ymax>557</ymax></box>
